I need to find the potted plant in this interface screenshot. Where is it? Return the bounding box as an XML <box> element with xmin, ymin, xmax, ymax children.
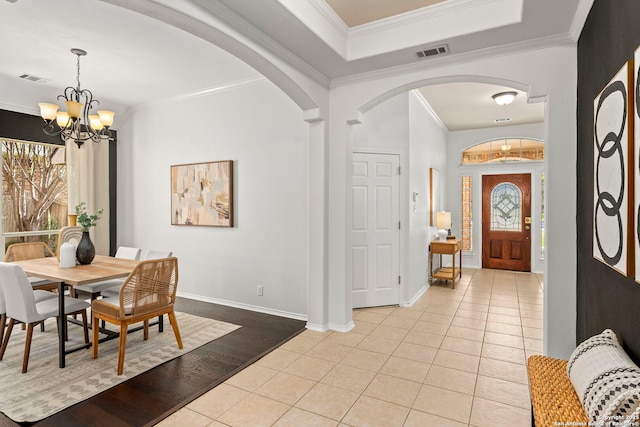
<box><xmin>74</xmin><ymin>202</ymin><xmax>104</xmax><ymax>264</ymax></box>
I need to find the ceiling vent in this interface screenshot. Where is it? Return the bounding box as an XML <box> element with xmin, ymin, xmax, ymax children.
<box><xmin>19</xmin><ymin>74</ymin><xmax>50</xmax><ymax>84</ymax></box>
<box><xmin>416</xmin><ymin>44</ymin><xmax>449</xmax><ymax>60</ymax></box>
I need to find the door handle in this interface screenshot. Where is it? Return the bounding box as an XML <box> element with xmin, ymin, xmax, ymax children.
<box><xmin>525</xmin><ymin>225</ymin><xmax>530</xmax><ymax>230</ymax></box>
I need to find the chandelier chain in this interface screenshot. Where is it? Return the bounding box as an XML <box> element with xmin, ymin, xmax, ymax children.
<box><xmin>76</xmin><ymin>53</ymin><xmax>81</xmax><ymax>92</ymax></box>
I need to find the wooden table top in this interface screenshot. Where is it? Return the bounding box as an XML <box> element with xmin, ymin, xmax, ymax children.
<box><xmin>12</xmin><ymin>255</ymin><xmax>139</xmax><ymax>286</ymax></box>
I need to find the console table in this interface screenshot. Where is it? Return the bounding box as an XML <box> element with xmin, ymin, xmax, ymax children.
<box><xmin>429</xmin><ymin>238</ymin><xmax>462</xmax><ymax>288</ymax></box>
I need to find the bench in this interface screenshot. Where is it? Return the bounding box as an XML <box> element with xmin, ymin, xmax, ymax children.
<box><xmin>527</xmin><ymin>355</ymin><xmax>588</xmax><ymax>427</ymax></box>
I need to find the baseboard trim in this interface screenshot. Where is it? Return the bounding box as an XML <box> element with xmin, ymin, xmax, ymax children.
<box><xmin>177</xmin><ymin>292</ymin><xmax>308</xmax><ymax>322</ymax></box>
<box><xmin>402</xmin><ymin>284</ymin><xmax>429</xmax><ymax>307</ymax></box>
<box><xmin>305</xmin><ymin>322</ymin><xmax>329</xmax><ymax>332</ymax></box>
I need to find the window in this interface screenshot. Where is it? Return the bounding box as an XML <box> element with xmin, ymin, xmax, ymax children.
<box><xmin>2</xmin><ymin>138</ymin><xmax>67</xmax><ymax>249</ymax></box>
<box><xmin>461</xmin><ymin>138</ymin><xmax>544</xmax><ymax>164</ymax></box>
<box><xmin>460</xmin><ymin>175</ymin><xmax>472</xmax><ymax>251</ymax></box>
<box><xmin>490</xmin><ymin>182</ymin><xmax>522</xmax><ymax>232</ymax></box>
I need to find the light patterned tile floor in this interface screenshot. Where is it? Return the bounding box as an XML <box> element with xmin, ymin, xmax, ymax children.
<box><xmin>157</xmin><ymin>268</ymin><xmax>543</xmax><ymax>427</ymax></box>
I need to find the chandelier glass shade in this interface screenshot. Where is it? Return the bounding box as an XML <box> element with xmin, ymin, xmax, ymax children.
<box><xmin>492</xmin><ymin>91</ymin><xmax>517</xmax><ymax>106</ymax></box>
<box><xmin>38</xmin><ymin>48</ymin><xmax>114</xmax><ymax>148</ymax></box>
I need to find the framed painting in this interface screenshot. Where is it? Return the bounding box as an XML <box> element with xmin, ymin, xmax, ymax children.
<box><xmin>171</xmin><ymin>160</ymin><xmax>234</xmax><ymax>227</ymax></box>
<box><xmin>594</xmin><ymin>61</ymin><xmax>633</xmax><ymax>276</ymax></box>
<box><xmin>430</xmin><ymin>168</ymin><xmax>440</xmax><ymax>226</ymax></box>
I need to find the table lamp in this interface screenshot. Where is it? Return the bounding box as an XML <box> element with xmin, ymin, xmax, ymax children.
<box><xmin>436</xmin><ymin>211</ymin><xmax>451</xmax><ymax>242</ymax></box>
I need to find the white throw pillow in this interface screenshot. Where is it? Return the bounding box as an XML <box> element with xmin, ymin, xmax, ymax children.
<box><xmin>567</xmin><ymin>329</ymin><xmax>640</xmax><ymax>427</ymax></box>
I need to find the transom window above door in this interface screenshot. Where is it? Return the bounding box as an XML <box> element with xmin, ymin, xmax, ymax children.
<box><xmin>461</xmin><ymin>138</ymin><xmax>544</xmax><ymax>164</ymax></box>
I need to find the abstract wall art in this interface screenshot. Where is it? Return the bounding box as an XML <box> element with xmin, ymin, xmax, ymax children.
<box><xmin>171</xmin><ymin>160</ymin><xmax>234</xmax><ymax>227</ymax></box>
<box><xmin>593</xmin><ymin>61</ymin><xmax>633</xmax><ymax>276</ymax></box>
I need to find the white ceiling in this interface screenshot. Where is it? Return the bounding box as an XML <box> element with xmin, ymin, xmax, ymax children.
<box><xmin>0</xmin><ymin>0</ymin><xmax>590</xmax><ymax>131</ymax></box>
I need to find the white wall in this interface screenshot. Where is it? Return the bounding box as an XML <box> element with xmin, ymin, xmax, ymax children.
<box><xmin>117</xmin><ymin>79</ymin><xmax>310</xmax><ymax>318</ymax></box>
<box><xmin>447</xmin><ymin>122</ymin><xmax>545</xmax><ymax>273</ymax></box>
<box><xmin>348</xmin><ymin>91</ymin><xmax>448</xmax><ymax>307</ymax></box>
<box><xmin>408</xmin><ymin>92</ymin><xmax>448</xmax><ymax>302</ymax></box>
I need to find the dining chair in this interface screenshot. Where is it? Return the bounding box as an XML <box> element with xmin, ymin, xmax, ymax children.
<box><xmin>73</xmin><ymin>246</ymin><xmax>142</xmax><ymax>301</ymax></box>
<box><xmin>99</xmin><ymin>249</ymin><xmax>173</xmax><ymax>299</ymax></box>
<box><xmin>0</xmin><ymin>277</ymin><xmax>57</xmax><ymax>348</ymax></box>
<box><xmin>4</xmin><ymin>242</ymin><xmax>59</xmax><ymax>292</ymax></box>
<box><xmin>91</xmin><ymin>257</ymin><xmax>182</xmax><ymax>375</ymax></box>
<box><xmin>55</xmin><ymin>226</ymin><xmax>82</xmax><ymax>262</ymax></box>
<box><xmin>0</xmin><ymin>263</ymin><xmax>90</xmax><ymax>373</ymax></box>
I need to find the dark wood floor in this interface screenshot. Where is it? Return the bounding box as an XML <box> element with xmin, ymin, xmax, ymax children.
<box><xmin>0</xmin><ymin>298</ymin><xmax>306</xmax><ymax>427</ymax></box>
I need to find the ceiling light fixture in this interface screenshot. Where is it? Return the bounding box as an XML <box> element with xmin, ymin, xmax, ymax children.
<box><xmin>492</xmin><ymin>91</ymin><xmax>517</xmax><ymax>106</ymax></box>
<box><xmin>38</xmin><ymin>48</ymin><xmax>114</xmax><ymax>148</ymax></box>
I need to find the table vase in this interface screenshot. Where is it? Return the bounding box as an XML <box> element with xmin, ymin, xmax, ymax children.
<box><xmin>76</xmin><ymin>231</ymin><xmax>95</xmax><ymax>265</ymax></box>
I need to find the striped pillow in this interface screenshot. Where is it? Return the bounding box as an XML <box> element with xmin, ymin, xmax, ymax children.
<box><xmin>567</xmin><ymin>329</ymin><xmax>640</xmax><ymax>426</ymax></box>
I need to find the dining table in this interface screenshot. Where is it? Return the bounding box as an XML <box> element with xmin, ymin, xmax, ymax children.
<box><xmin>11</xmin><ymin>255</ymin><xmax>139</xmax><ymax>368</ymax></box>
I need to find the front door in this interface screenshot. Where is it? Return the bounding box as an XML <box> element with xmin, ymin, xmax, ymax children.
<box><xmin>482</xmin><ymin>173</ymin><xmax>531</xmax><ymax>271</ymax></box>
<box><xmin>351</xmin><ymin>152</ymin><xmax>400</xmax><ymax>308</ymax></box>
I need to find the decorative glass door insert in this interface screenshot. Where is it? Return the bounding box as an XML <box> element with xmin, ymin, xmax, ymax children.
<box><xmin>490</xmin><ymin>182</ymin><xmax>522</xmax><ymax>232</ymax></box>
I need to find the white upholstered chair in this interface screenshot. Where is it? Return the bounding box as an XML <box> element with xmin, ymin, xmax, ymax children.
<box><xmin>0</xmin><ymin>273</ymin><xmax>57</xmax><ymax>347</ymax></box>
<box><xmin>0</xmin><ymin>263</ymin><xmax>90</xmax><ymax>373</ymax></box>
<box><xmin>73</xmin><ymin>246</ymin><xmax>142</xmax><ymax>301</ymax></box>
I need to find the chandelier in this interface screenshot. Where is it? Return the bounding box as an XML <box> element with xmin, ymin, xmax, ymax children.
<box><xmin>38</xmin><ymin>48</ymin><xmax>115</xmax><ymax>148</ymax></box>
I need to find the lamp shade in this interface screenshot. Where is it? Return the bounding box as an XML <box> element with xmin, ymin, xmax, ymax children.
<box><xmin>436</xmin><ymin>211</ymin><xmax>451</xmax><ymax>230</ymax></box>
<box><xmin>56</xmin><ymin>112</ymin><xmax>70</xmax><ymax>128</ymax></box>
<box><xmin>492</xmin><ymin>91</ymin><xmax>517</xmax><ymax>106</ymax></box>
<box><xmin>65</xmin><ymin>100</ymin><xmax>83</xmax><ymax>119</ymax></box>
<box><xmin>97</xmin><ymin>110</ymin><xmax>115</xmax><ymax>127</ymax></box>
<box><xmin>89</xmin><ymin>115</ymin><xmax>104</xmax><ymax>130</ymax></box>
<box><xmin>38</xmin><ymin>103</ymin><xmax>59</xmax><ymax>120</ymax></box>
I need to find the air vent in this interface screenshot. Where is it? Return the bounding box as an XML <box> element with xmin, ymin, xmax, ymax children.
<box><xmin>416</xmin><ymin>44</ymin><xmax>449</xmax><ymax>60</ymax></box>
<box><xmin>19</xmin><ymin>74</ymin><xmax>50</xmax><ymax>84</ymax></box>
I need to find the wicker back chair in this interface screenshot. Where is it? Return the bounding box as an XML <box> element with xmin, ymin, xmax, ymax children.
<box><xmin>91</xmin><ymin>257</ymin><xmax>182</xmax><ymax>375</ymax></box>
<box><xmin>4</xmin><ymin>242</ymin><xmax>55</xmax><ymax>262</ymax></box>
<box><xmin>4</xmin><ymin>242</ymin><xmax>58</xmax><ymax>292</ymax></box>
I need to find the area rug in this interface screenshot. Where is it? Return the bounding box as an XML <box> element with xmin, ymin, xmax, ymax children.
<box><xmin>0</xmin><ymin>312</ymin><xmax>240</xmax><ymax>422</ymax></box>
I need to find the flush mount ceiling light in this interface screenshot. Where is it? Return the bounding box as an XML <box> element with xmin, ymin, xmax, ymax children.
<box><xmin>492</xmin><ymin>91</ymin><xmax>517</xmax><ymax>106</ymax></box>
<box><xmin>38</xmin><ymin>48</ymin><xmax>114</xmax><ymax>148</ymax></box>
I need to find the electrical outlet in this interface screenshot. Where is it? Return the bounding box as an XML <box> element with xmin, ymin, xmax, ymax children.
<box><xmin>257</xmin><ymin>285</ymin><xmax>263</xmax><ymax>296</ymax></box>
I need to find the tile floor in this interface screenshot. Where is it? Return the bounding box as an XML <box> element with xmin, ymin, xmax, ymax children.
<box><xmin>157</xmin><ymin>268</ymin><xmax>543</xmax><ymax>427</ymax></box>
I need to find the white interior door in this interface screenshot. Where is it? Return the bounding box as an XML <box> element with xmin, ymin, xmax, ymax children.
<box><xmin>351</xmin><ymin>152</ymin><xmax>400</xmax><ymax>308</ymax></box>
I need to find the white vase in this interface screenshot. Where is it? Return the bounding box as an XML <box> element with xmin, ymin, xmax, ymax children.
<box><xmin>59</xmin><ymin>242</ymin><xmax>76</xmax><ymax>268</ymax></box>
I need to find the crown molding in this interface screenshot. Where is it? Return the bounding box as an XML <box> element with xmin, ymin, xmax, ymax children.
<box><xmin>410</xmin><ymin>90</ymin><xmax>449</xmax><ymax>132</ymax></box>
<box><xmin>331</xmin><ymin>32</ymin><xmax>576</xmax><ymax>89</ymax></box>
<box><xmin>569</xmin><ymin>0</ymin><xmax>595</xmax><ymax>41</ymax></box>
<box><xmin>306</xmin><ymin>0</ymin><xmax>349</xmax><ymax>38</ymax></box>
<box><xmin>0</xmin><ymin>102</ymin><xmax>38</xmax><ymax>116</ymax></box>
